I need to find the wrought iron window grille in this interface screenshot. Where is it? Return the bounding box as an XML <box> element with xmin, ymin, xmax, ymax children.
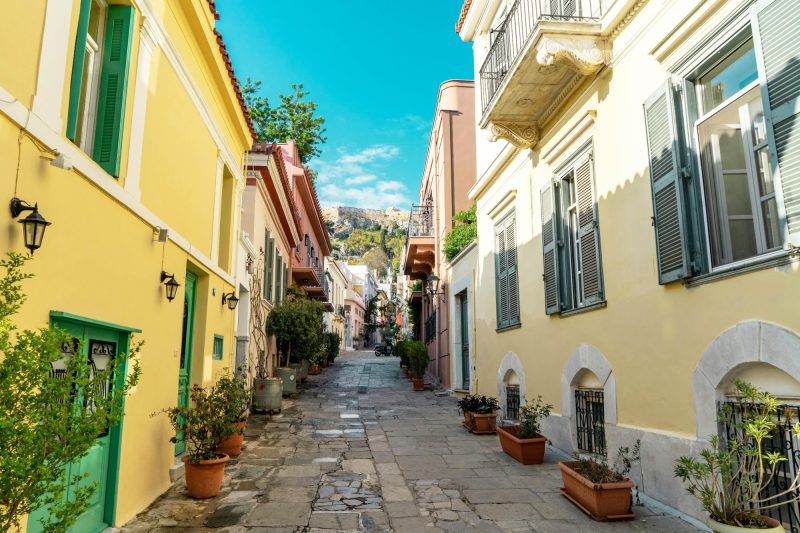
<box><xmin>575</xmin><ymin>388</ymin><xmax>606</xmax><ymax>456</ymax></box>
<box><xmin>506</xmin><ymin>384</ymin><xmax>520</xmax><ymax>420</ymax></box>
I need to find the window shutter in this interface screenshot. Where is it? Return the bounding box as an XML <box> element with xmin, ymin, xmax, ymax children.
<box><xmin>67</xmin><ymin>0</ymin><xmax>93</xmax><ymax>141</ymax></box>
<box><xmin>505</xmin><ymin>217</ymin><xmax>520</xmax><ymax>325</ymax></box>
<box><xmin>643</xmin><ymin>82</ymin><xmax>691</xmax><ymax>284</ymax></box>
<box><xmin>495</xmin><ymin>223</ymin><xmax>509</xmax><ymax>328</ymax></box>
<box><xmin>753</xmin><ymin>0</ymin><xmax>800</xmax><ymax>246</ymax></box>
<box><xmin>92</xmin><ymin>5</ymin><xmax>134</xmax><ymax>177</ymax></box>
<box><xmin>574</xmin><ymin>155</ymin><xmax>604</xmax><ymax>305</ymax></box>
<box><xmin>275</xmin><ymin>255</ymin><xmax>282</xmax><ymax>304</ymax></box>
<box><xmin>541</xmin><ymin>180</ymin><xmax>561</xmax><ymax>314</ymax></box>
<box><xmin>283</xmin><ymin>265</ymin><xmax>289</xmax><ymax>300</ymax></box>
<box><xmin>264</xmin><ymin>230</ymin><xmax>274</xmax><ymax>301</ymax></box>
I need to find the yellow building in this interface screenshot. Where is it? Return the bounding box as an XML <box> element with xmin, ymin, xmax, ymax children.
<box><xmin>1</xmin><ymin>0</ymin><xmax>253</xmax><ymax>530</ymax></box>
<box><xmin>458</xmin><ymin>0</ymin><xmax>800</xmax><ymax>522</ymax></box>
<box><xmin>325</xmin><ymin>258</ymin><xmax>348</xmax><ymax>350</ymax></box>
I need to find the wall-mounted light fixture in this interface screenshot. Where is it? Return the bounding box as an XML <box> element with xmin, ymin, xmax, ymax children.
<box><xmin>10</xmin><ymin>198</ymin><xmax>51</xmax><ymax>254</ymax></box>
<box><xmin>160</xmin><ymin>271</ymin><xmax>180</xmax><ymax>302</ymax></box>
<box><xmin>425</xmin><ymin>274</ymin><xmax>445</xmax><ymax>302</ymax></box>
<box><xmin>304</xmin><ymin>234</ymin><xmax>310</xmax><ymax>246</ymax></box>
<box><xmin>222</xmin><ymin>291</ymin><xmax>239</xmax><ymax>310</ymax></box>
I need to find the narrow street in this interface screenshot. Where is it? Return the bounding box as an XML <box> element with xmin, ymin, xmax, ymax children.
<box><xmin>122</xmin><ymin>351</ymin><xmax>699</xmax><ymax>533</ymax></box>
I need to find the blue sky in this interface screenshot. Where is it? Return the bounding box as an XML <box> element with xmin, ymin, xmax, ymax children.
<box><xmin>217</xmin><ymin>1</ymin><xmax>473</xmax><ymax>210</ymax></box>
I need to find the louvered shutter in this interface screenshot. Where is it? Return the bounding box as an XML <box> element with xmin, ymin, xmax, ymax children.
<box><xmin>505</xmin><ymin>217</ymin><xmax>520</xmax><ymax>325</ymax></box>
<box><xmin>753</xmin><ymin>0</ymin><xmax>800</xmax><ymax>246</ymax></box>
<box><xmin>541</xmin><ymin>180</ymin><xmax>561</xmax><ymax>314</ymax></box>
<box><xmin>283</xmin><ymin>265</ymin><xmax>289</xmax><ymax>300</ymax></box>
<box><xmin>574</xmin><ymin>155</ymin><xmax>604</xmax><ymax>305</ymax></box>
<box><xmin>67</xmin><ymin>0</ymin><xmax>93</xmax><ymax>141</ymax></box>
<box><xmin>275</xmin><ymin>255</ymin><xmax>282</xmax><ymax>304</ymax></box>
<box><xmin>643</xmin><ymin>82</ymin><xmax>691</xmax><ymax>284</ymax></box>
<box><xmin>92</xmin><ymin>5</ymin><xmax>134</xmax><ymax>177</ymax></box>
<box><xmin>264</xmin><ymin>230</ymin><xmax>274</xmax><ymax>301</ymax></box>
<box><xmin>495</xmin><ymin>223</ymin><xmax>509</xmax><ymax>329</ymax></box>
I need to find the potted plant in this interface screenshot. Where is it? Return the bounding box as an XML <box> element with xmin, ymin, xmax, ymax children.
<box><xmin>560</xmin><ymin>441</ymin><xmax>640</xmax><ymax>521</ymax></box>
<box><xmin>406</xmin><ymin>340</ymin><xmax>428</xmax><ymax>391</ymax></box>
<box><xmin>675</xmin><ymin>380</ymin><xmax>799</xmax><ymax>532</ymax></box>
<box><xmin>214</xmin><ymin>369</ymin><xmax>250</xmax><ymax>458</ymax></box>
<box><xmin>308</xmin><ymin>350</ymin><xmax>323</xmax><ymax>375</ymax></box>
<box><xmin>471</xmin><ymin>396</ymin><xmax>500</xmax><ymax>433</ymax></box>
<box><xmin>158</xmin><ymin>385</ymin><xmax>234</xmax><ymax>498</ymax></box>
<box><xmin>457</xmin><ymin>394</ymin><xmax>481</xmax><ymax>427</ymax></box>
<box><xmin>324</xmin><ymin>331</ymin><xmax>340</xmax><ymax>367</ymax></box>
<box><xmin>498</xmin><ymin>395</ymin><xmax>552</xmax><ymax>464</ymax></box>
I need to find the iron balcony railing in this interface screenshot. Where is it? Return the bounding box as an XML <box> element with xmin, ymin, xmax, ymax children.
<box><xmin>479</xmin><ymin>0</ymin><xmax>603</xmax><ymax>113</ymax></box>
<box><xmin>408</xmin><ymin>204</ymin><xmax>434</xmax><ymax>238</ymax></box>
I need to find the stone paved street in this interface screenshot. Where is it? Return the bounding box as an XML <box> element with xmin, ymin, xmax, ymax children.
<box><xmin>122</xmin><ymin>351</ymin><xmax>701</xmax><ymax>532</ymax></box>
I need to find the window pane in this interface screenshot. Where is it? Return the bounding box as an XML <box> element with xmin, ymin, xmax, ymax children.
<box><xmin>699</xmin><ymin>41</ymin><xmax>758</xmax><ymax>113</ymax></box>
<box><xmin>718</xmin><ymin>129</ymin><xmax>746</xmax><ymax>171</ymax></box>
<box><xmin>723</xmin><ymin>173</ymin><xmax>753</xmax><ymax>216</ymax></box>
<box><xmin>729</xmin><ymin>219</ymin><xmax>758</xmax><ymax>261</ymax></box>
<box><xmin>752</xmin><ymin>109</ymin><xmax>768</xmax><ymax>146</ymax></box>
<box><xmin>762</xmin><ymin>198</ymin><xmax>782</xmax><ymax>250</ymax></box>
<box><xmin>755</xmin><ymin>146</ymin><xmax>774</xmax><ymax>196</ymax></box>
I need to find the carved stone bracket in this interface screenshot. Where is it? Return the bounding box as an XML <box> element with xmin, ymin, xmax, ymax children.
<box><xmin>535</xmin><ymin>35</ymin><xmax>610</xmax><ymax>75</ymax></box>
<box><xmin>490</xmin><ymin>121</ymin><xmax>540</xmax><ymax>149</ymax></box>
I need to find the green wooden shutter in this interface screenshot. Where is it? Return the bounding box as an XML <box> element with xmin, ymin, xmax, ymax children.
<box><xmin>574</xmin><ymin>154</ymin><xmax>604</xmax><ymax>305</ymax></box>
<box><xmin>495</xmin><ymin>222</ymin><xmax>509</xmax><ymax>329</ymax></box>
<box><xmin>264</xmin><ymin>231</ymin><xmax>274</xmax><ymax>302</ymax></box>
<box><xmin>67</xmin><ymin>0</ymin><xmax>93</xmax><ymax>141</ymax></box>
<box><xmin>92</xmin><ymin>5</ymin><xmax>134</xmax><ymax>177</ymax></box>
<box><xmin>753</xmin><ymin>0</ymin><xmax>800</xmax><ymax>246</ymax></box>
<box><xmin>643</xmin><ymin>82</ymin><xmax>691</xmax><ymax>284</ymax></box>
<box><xmin>283</xmin><ymin>265</ymin><xmax>289</xmax><ymax>300</ymax></box>
<box><xmin>541</xmin><ymin>180</ymin><xmax>561</xmax><ymax>314</ymax></box>
<box><xmin>505</xmin><ymin>216</ymin><xmax>520</xmax><ymax>325</ymax></box>
<box><xmin>275</xmin><ymin>255</ymin><xmax>282</xmax><ymax>304</ymax></box>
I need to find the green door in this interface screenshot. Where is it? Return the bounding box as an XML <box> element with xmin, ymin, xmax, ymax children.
<box><xmin>459</xmin><ymin>293</ymin><xmax>470</xmax><ymax>391</ymax></box>
<box><xmin>175</xmin><ymin>271</ymin><xmax>197</xmax><ymax>455</ymax></box>
<box><xmin>28</xmin><ymin>322</ymin><xmax>121</xmax><ymax>533</ymax></box>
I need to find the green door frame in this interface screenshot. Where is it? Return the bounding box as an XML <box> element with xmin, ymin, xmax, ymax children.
<box><xmin>176</xmin><ymin>271</ymin><xmax>197</xmax><ymax>455</ymax></box>
<box><xmin>41</xmin><ymin>311</ymin><xmax>140</xmax><ymax>531</ymax></box>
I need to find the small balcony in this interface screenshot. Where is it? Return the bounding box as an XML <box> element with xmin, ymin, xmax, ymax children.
<box><xmin>292</xmin><ymin>265</ymin><xmax>331</xmax><ymax>308</ymax></box>
<box><xmin>479</xmin><ymin>0</ymin><xmax>607</xmax><ymax>148</ymax></box>
<box><xmin>401</xmin><ymin>205</ymin><xmax>436</xmax><ymax>280</ymax></box>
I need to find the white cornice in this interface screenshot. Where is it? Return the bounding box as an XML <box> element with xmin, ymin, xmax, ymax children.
<box><xmin>458</xmin><ymin>0</ymin><xmax>495</xmax><ymax>41</ymax></box>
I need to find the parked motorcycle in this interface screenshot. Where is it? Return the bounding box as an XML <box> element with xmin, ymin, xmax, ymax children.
<box><xmin>374</xmin><ymin>344</ymin><xmax>394</xmax><ymax>357</ymax></box>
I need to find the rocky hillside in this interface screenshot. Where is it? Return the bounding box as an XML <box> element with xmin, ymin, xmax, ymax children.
<box><xmin>322</xmin><ymin>206</ymin><xmax>409</xmax><ymax>240</ymax></box>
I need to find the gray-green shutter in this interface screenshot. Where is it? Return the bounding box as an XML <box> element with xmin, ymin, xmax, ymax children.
<box><xmin>92</xmin><ymin>5</ymin><xmax>134</xmax><ymax>177</ymax></box>
<box><xmin>283</xmin><ymin>265</ymin><xmax>289</xmax><ymax>300</ymax></box>
<box><xmin>505</xmin><ymin>217</ymin><xmax>520</xmax><ymax>325</ymax></box>
<box><xmin>264</xmin><ymin>230</ymin><xmax>274</xmax><ymax>301</ymax></box>
<box><xmin>495</xmin><ymin>222</ymin><xmax>509</xmax><ymax>329</ymax></box>
<box><xmin>753</xmin><ymin>0</ymin><xmax>800</xmax><ymax>246</ymax></box>
<box><xmin>643</xmin><ymin>82</ymin><xmax>691</xmax><ymax>284</ymax></box>
<box><xmin>541</xmin><ymin>180</ymin><xmax>560</xmax><ymax>314</ymax></box>
<box><xmin>574</xmin><ymin>154</ymin><xmax>604</xmax><ymax>305</ymax></box>
<box><xmin>66</xmin><ymin>0</ymin><xmax>93</xmax><ymax>141</ymax></box>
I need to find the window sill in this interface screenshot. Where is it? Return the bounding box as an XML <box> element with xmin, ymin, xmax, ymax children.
<box><xmin>496</xmin><ymin>322</ymin><xmax>522</xmax><ymax>333</ymax></box>
<box><xmin>558</xmin><ymin>300</ymin><xmax>607</xmax><ymax>318</ymax></box>
<box><xmin>686</xmin><ymin>252</ymin><xmax>798</xmax><ymax>288</ymax></box>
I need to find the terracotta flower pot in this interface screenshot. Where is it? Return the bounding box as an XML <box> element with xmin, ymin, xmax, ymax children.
<box><xmin>559</xmin><ymin>461</ymin><xmax>634</xmax><ymax>521</ymax></box>
<box><xmin>472</xmin><ymin>413</ymin><xmax>497</xmax><ymax>433</ymax></box>
<box><xmin>216</xmin><ymin>421</ymin><xmax>246</xmax><ymax>458</ymax></box>
<box><xmin>408</xmin><ymin>370</ymin><xmax>417</xmax><ymax>380</ymax></box>
<box><xmin>309</xmin><ymin>363</ymin><xmax>321</xmax><ymax>375</ymax></box>
<box><xmin>463</xmin><ymin>411</ymin><xmax>474</xmax><ymax>427</ymax></box>
<box><xmin>707</xmin><ymin>516</ymin><xmax>784</xmax><ymax>533</ymax></box>
<box><xmin>183</xmin><ymin>454</ymin><xmax>229</xmax><ymax>499</ymax></box>
<box><xmin>497</xmin><ymin>425</ymin><xmax>546</xmax><ymax>464</ymax></box>
<box><xmin>412</xmin><ymin>377</ymin><xmax>425</xmax><ymax>391</ymax></box>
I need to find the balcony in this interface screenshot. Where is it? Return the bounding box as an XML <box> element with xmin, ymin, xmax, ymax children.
<box><xmin>292</xmin><ymin>265</ymin><xmax>331</xmax><ymax>308</ymax></box>
<box><xmin>401</xmin><ymin>205</ymin><xmax>436</xmax><ymax>280</ymax></box>
<box><xmin>479</xmin><ymin>0</ymin><xmax>607</xmax><ymax>148</ymax></box>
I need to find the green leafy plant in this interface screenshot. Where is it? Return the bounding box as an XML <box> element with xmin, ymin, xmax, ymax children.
<box><xmin>214</xmin><ymin>368</ymin><xmax>250</xmax><ymax>424</ymax></box>
<box><xmin>675</xmin><ymin>380</ymin><xmax>800</xmax><ymax>527</ymax></box>
<box><xmin>406</xmin><ymin>340</ymin><xmax>429</xmax><ymax>378</ymax></box>
<box><xmin>444</xmin><ymin>205</ymin><xmax>477</xmax><ymax>262</ymax></box>
<box><xmin>324</xmin><ymin>331</ymin><xmax>341</xmax><ymax>363</ymax></box>
<box><xmin>156</xmin><ymin>385</ymin><xmax>234</xmax><ymax>462</ymax></box>
<box><xmin>265</xmin><ymin>292</ymin><xmax>325</xmax><ymax>367</ymax></box>
<box><xmin>396</xmin><ymin>340</ymin><xmax>410</xmax><ymax>368</ymax></box>
<box><xmin>516</xmin><ymin>395</ymin><xmax>553</xmax><ymax>439</ymax></box>
<box><xmin>0</xmin><ymin>253</ymin><xmax>142</xmax><ymax>532</ymax></box>
<box><xmin>574</xmin><ymin>440</ymin><xmax>641</xmax><ymax>484</ymax></box>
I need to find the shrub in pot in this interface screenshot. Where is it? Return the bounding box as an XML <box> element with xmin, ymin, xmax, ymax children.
<box><xmin>324</xmin><ymin>331</ymin><xmax>340</xmax><ymax>366</ymax></box>
<box><xmin>214</xmin><ymin>368</ymin><xmax>250</xmax><ymax>458</ymax></box>
<box><xmin>675</xmin><ymin>380</ymin><xmax>799</xmax><ymax>532</ymax></box>
<box><xmin>560</xmin><ymin>441</ymin><xmax>640</xmax><ymax>521</ymax></box>
<box><xmin>308</xmin><ymin>351</ymin><xmax>323</xmax><ymax>375</ymax></box>
<box><xmin>158</xmin><ymin>385</ymin><xmax>234</xmax><ymax>498</ymax></box>
<box><xmin>471</xmin><ymin>396</ymin><xmax>500</xmax><ymax>433</ymax></box>
<box><xmin>406</xmin><ymin>341</ymin><xmax>428</xmax><ymax>391</ymax></box>
<box><xmin>498</xmin><ymin>395</ymin><xmax>552</xmax><ymax>464</ymax></box>
<box><xmin>396</xmin><ymin>340</ymin><xmax>410</xmax><ymax>370</ymax></box>
<box><xmin>457</xmin><ymin>394</ymin><xmax>482</xmax><ymax>427</ymax></box>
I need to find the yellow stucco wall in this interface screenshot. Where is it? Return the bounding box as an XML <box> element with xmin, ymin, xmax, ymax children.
<box><xmin>0</xmin><ymin>0</ymin><xmax>250</xmax><ymax>527</ymax></box>
<box><xmin>470</xmin><ymin>0</ymin><xmax>800</xmax><ymax>440</ymax></box>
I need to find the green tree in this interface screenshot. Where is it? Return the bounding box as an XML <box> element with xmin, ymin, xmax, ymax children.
<box><xmin>443</xmin><ymin>205</ymin><xmax>477</xmax><ymax>262</ymax></box>
<box><xmin>242</xmin><ymin>79</ymin><xmax>327</xmax><ymax>164</ymax></box>
<box><xmin>0</xmin><ymin>253</ymin><xmax>142</xmax><ymax>532</ymax></box>
<box><xmin>265</xmin><ymin>287</ymin><xmax>325</xmax><ymax>366</ymax></box>
<box><xmin>363</xmin><ymin>248</ymin><xmax>390</xmax><ymax>278</ymax></box>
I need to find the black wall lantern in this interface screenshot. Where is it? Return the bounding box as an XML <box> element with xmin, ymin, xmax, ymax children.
<box><xmin>222</xmin><ymin>291</ymin><xmax>239</xmax><ymax>310</ymax></box>
<box><xmin>10</xmin><ymin>198</ymin><xmax>51</xmax><ymax>254</ymax></box>
<box><xmin>426</xmin><ymin>274</ymin><xmax>441</xmax><ymax>296</ymax></box>
<box><xmin>304</xmin><ymin>234</ymin><xmax>310</xmax><ymax>246</ymax></box>
<box><xmin>160</xmin><ymin>271</ymin><xmax>180</xmax><ymax>302</ymax></box>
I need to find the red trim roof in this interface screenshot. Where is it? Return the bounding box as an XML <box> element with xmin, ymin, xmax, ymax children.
<box><xmin>455</xmin><ymin>0</ymin><xmax>473</xmax><ymax>33</ymax></box>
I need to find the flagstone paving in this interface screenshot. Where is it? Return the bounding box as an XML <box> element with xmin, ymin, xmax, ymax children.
<box><xmin>121</xmin><ymin>350</ymin><xmax>701</xmax><ymax>532</ymax></box>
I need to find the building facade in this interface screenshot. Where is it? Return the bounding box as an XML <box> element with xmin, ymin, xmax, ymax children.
<box><xmin>324</xmin><ymin>258</ymin><xmax>348</xmax><ymax>349</ymax></box>
<box><xmin>347</xmin><ymin>264</ymin><xmax>378</xmax><ymax>346</ymax></box>
<box><xmin>401</xmin><ymin>80</ymin><xmax>476</xmax><ymax>388</ymax></box>
<box><xmin>458</xmin><ymin>0</ymin><xmax>800</xmax><ymax>521</ymax></box>
<box><xmin>344</xmin><ymin>287</ymin><xmax>366</xmax><ymax>350</ymax></box>
<box><xmin>1</xmin><ymin>1</ymin><xmax>253</xmax><ymax>529</ymax></box>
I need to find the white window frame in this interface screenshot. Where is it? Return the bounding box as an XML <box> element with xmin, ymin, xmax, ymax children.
<box><xmin>77</xmin><ymin>0</ymin><xmax>107</xmax><ymax>156</ymax></box>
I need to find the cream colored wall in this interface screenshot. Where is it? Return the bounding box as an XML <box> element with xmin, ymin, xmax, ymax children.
<box><xmin>470</xmin><ymin>0</ymin><xmax>800</xmax><ymax>439</ymax></box>
<box><xmin>0</xmin><ymin>1</ymin><xmax>46</xmax><ymax>110</ymax></box>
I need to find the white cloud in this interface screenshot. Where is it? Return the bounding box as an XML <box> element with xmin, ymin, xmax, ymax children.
<box><xmin>311</xmin><ymin>144</ymin><xmax>412</xmax><ymax>209</ymax></box>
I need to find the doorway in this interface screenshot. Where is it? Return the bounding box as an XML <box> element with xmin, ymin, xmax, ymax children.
<box><xmin>175</xmin><ymin>271</ymin><xmax>197</xmax><ymax>455</ymax></box>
